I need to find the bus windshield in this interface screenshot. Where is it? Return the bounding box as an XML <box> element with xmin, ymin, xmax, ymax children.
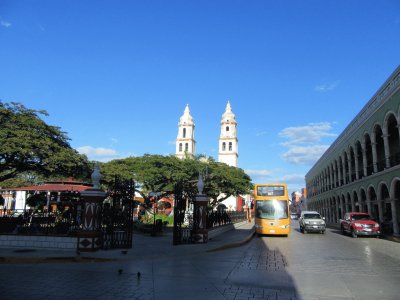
<box><xmin>255</xmin><ymin>200</ymin><xmax>288</xmax><ymax>220</ymax></box>
<box><xmin>256</xmin><ymin>185</ymin><xmax>285</xmax><ymax>197</ymax></box>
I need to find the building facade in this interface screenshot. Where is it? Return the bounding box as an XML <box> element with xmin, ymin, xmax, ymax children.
<box><xmin>176</xmin><ymin>104</ymin><xmax>196</xmax><ymax>159</ymax></box>
<box><xmin>218</xmin><ymin>101</ymin><xmax>238</xmax><ymax>167</ymax></box>
<box><xmin>305</xmin><ymin>66</ymin><xmax>400</xmax><ymax>235</ymax></box>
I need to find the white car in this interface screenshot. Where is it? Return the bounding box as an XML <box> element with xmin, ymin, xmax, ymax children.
<box><xmin>299</xmin><ymin>211</ymin><xmax>326</xmax><ymax>234</ymax></box>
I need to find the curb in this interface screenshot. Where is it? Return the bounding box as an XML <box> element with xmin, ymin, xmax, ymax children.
<box><xmin>206</xmin><ymin>227</ymin><xmax>255</xmax><ymax>252</ymax></box>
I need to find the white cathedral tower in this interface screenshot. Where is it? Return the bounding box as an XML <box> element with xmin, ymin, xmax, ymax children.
<box><xmin>218</xmin><ymin>101</ymin><xmax>238</xmax><ymax>167</ymax></box>
<box><xmin>176</xmin><ymin>104</ymin><xmax>196</xmax><ymax>159</ymax></box>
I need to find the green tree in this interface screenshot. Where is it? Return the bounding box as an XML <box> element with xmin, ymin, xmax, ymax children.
<box><xmin>204</xmin><ymin>160</ymin><xmax>253</xmax><ymax>207</ymax></box>
<box><xmin>0</xmin><ymin>101</ymin><xmax>91</xmax><ymax>184</ymax></box>
<box><xmin>100</xmin><ymin>154</ymin><xmax>252</xmax><ymax>208</ymax></box>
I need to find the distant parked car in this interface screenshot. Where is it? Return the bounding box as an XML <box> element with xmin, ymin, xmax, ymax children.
<box><xmin>340</xmin><ymin>212</ymin><xmax>380</xmax><ymax>238</ymax></box>
<box><xmin>299</xmin><ymin>211</ymin><xmax>326</xmax><ymax>234</ymax></box>
<box><xmin>290</xmin><ymin>213</ymin><xmax>299</xmax><ymax>220</ymax></box>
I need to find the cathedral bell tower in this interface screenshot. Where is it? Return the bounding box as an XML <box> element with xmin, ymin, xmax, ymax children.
<box><xmin>176</xmin><ymin>104</ymin><xmax>196</xmax><ymax>159</ymax></box>
<box><xmin>218</xmin><ymin>101</ymin><xmax>238</xmax><ymax>167</ymax></box>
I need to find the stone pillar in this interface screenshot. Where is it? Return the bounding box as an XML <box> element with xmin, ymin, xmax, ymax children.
<box><xmin>377</xmin><ymin>200</ymin><xmax>384</xmax><ymax>224</ymax></box>
<box><xmin>351</xmin><ymin>197</ymin><xmax>355</xmax><ymax>212</ymax></box>
<box><xmin>192</xmin><ymin>175</ymin><xmax>208</xmax><ymax>243</ymax></box>
<box><xmin>192</xmin><ymin>194</ymin><xmax>208</xmax><ymax>243</ymax></box>
<box><xmin>355</xmin><ymin>152</ymin><xmax>360</xmax><ymax>180</ymax></box>
<box><xmin>362</xmin><ymin>141</ymin><xmax>368</xmax><ymax>177</ymax></box>
<box><xmin>338</xmin><ymin>163</ymin><xmax>342</xmax><ymax>186</ymax></box>
<box><xmin>382</xmin><ymin>133</ymin><xmax>391</xmax><ymax>168</ymax></box>
<box><xmin>333</xmin><ymin>165</ymin><xmax>337</xmax><ymax>188</ymax></box>
<box><xmin>342</xmin><ymin>156</ymin><xmax>346</xmax><ymax>185</ymax></box>
<box><xmin>340</xmin><ymin>198</ymin><xmax>344</xmax><ymax>219</ymax></box>
<box><xmin>367</xmin><ymin>201</ymin><xmax>372</xmax><ymax>216</ymax></box>
<box><xmin>372</xmin><ymin>141</ymin><xmax>378</xmax><ymax>173</ymax></box>
<box><xmin>77</xmin><ymin>189</ymin><xmax>105</xmax><ymax>252</ymax></box>
<box><xmin>336</xmin><ymin>198</ymin><xmax>340</xmax><ymax>222</ymax></box>
<box><xmin>348</xmin><ymin>156</ymin><xmax>352</xmax><ymax>183</ymax></box>
<box><xmin>77</xmin><ymin>164</ymin><xmax>106</xmax><ymax>252</ymax></box>
<box><xmin>391</xmin><ymin>199</ymin><xmax>399</xmax><ymax>236</ymax></box>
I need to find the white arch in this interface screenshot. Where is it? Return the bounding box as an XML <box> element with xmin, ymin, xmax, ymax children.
<box><xmin>377</xmin><ymin>180</ymin><xmax>390</xmax><ymax>201</ymax></box>
<box><xmin>371</xmin><ymin>122</ymin><xmax>383</xmax><ymax>144</ymax></box>
<box><xmin>366</xmin><ymin>184</ymin><xmax>378</xmax><ymax>202</ymax></box>
<box><xmin>390</xmin><ymin>177</ymin><xmax>400</xmax><ymax>199</ymax></box>
<box><xmin>384</xmin><ymin>110</ymin><xmax>398</xmax><ymax>131</ymax></box>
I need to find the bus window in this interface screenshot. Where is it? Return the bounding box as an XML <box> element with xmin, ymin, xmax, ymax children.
<box><xmin>256</xmin><ymin>200</ymin><xmax>288</xmax><ymax>220</ymax></box>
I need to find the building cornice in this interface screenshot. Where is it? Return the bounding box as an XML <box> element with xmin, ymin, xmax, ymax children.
<box><xmin>306</xmin><ymin>65</ymin><xmax>400</xmax><ymax>178</ymax></box>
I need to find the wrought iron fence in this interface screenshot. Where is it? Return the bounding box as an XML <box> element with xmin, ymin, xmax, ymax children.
<box><xmin>0</xmin><ymin>206</ymin><xmax>81</xmax><ymax>236</ymax></box>
<box><xmin>207</xmin><ymin>210</ymin><xmax>247</xmax><ymax>229</ymax></box>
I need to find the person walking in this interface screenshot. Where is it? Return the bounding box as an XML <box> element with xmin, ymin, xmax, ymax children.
<box><xmin>245</xmin><ymin>198</ymin><xmax>252</xmax><ymax>222</ymax></box>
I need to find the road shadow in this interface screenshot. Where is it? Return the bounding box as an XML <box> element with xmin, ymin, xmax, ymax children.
<box><xmin>222</xmin><ymin>233</ymin><xmax>301</xmax><ymax>299</ymax></box>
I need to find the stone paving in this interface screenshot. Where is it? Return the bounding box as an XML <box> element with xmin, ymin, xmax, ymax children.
<box><xmin>1</xmin><ymin>221</ymin><xmax>400</xmax><ymax>299</ymax></box>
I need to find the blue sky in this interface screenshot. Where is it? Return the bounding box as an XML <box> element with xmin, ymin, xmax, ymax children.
<box><xmin>1</xmin><ymin>1</ymin><xmax>399</xmax><ymax>194</ymax></box>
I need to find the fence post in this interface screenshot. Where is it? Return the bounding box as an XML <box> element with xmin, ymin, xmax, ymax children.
<box><xmin>192</xmin><ymin>174</ymin><xmax>209</xmax><ymax>243</ymax></box>
<box><xmin>76</xmin><ymin>164</ymin><xmax>106</xmax><ymax>252</ymax></box>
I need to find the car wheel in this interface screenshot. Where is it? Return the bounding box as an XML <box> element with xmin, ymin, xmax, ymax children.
<box><xmin>321</xmin><ymin>230</ymin><xmax>325</xmax><ymax>234</ymax></box>
<box><xmin>351</xmin><ymin>229</ymin><xmax>357</xmax><ymax>238</ymax></box>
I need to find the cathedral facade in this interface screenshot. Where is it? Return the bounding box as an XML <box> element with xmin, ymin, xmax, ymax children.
<box><xmin>175</xmin><ymin>101</ymin><xmax>238</xmax><ymax>167</ymax></box>
<box><xmin>175</xmin><ymin>102</ymin><xmax>243</xmax><ymax>211</ymax></box>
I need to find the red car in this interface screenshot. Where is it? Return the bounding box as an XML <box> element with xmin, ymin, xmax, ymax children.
<box><xmin>340</xmin><ymin>212</ymin><xmax>380</xmax><ymax>238</ymax></box>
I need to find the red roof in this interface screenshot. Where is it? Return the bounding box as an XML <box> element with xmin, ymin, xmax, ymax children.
<box><xmin>0</xmin><ymin>178</ymin><xmax>93</xmax><ymax>192</ymax></box>
<box><xmin>12</xmin><ymin>184</ymin><xmax>92</xmax><ymax>192</ymax></box>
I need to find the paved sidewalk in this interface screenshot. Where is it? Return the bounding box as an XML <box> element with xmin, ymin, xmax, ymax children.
<box><xmin>0</xmin><ymin>221</ymin><xmax>255</xmax><ymax>262</ymax></box>
<box><xmin>0</xmin><ymin>221</ymin><xmax>256</xmax><ymax>300</ymax></box>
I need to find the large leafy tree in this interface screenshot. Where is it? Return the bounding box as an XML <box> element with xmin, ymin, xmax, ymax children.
<box><xmin>0</xmin><ymin>101</ymin><xmax>91</xmax><ymax>184</ymax></box>
<box><xmin>100</xmin><ymin>154</ymin><xmax>252</xmax><ymax>208</ymax></box>
<box><xmin>204</xmin><ymin>160</ymin><xmax>253</xmax><ymax>207</ymax></box>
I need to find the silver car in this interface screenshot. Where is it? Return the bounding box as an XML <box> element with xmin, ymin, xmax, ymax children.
<box><xmin>299</xmin><ymin>211</ymin><xmax>326</xmax><ymax>234</ymax></box>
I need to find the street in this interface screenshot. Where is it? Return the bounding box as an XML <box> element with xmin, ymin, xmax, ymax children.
<box><xmin>1</xmin><ymin>221</ymin><xmax>400</xmax><ymax>300</ymax></box>
<box><xmin>243</xmin><ymin>221</ymin><xmax>400</xmax><ymax>299</ymax></box>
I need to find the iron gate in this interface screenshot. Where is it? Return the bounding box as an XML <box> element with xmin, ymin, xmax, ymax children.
<box><xmin>101</xmin><ymin>178</ymin><xmax>135</xmax><ymax>249</ymax></box>
<box><xmin>173</xmin><ymin>182</ymin><xmax>194</xmax><ymax>245</ymax></box>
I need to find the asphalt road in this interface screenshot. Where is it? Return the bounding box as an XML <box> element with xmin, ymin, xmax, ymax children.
<box><xmin>247</xmin><ymin>221</ymin><xmax>400</xmax><ymax>299</ymax></box>
<box><xmin>1</xmin><ymin>221</ymin><xmax>399</xmax><ymax>299</ymax></box>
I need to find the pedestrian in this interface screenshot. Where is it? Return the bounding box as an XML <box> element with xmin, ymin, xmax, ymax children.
<box><xmin>245</xmin><ymin>198</ymin><xmax>252</xmax><ymax>222</ymax></box>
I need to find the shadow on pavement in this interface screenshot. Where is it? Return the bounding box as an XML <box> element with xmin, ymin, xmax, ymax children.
<box><xmin>222</xmin><ymin>233</ymin><xmax>301</xmax><ymax>299</ymax></box>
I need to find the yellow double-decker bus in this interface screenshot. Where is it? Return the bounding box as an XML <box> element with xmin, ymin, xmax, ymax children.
<box><xmin>254</xmin><ymin>183</ymin><xmax>290</xmax><ymax>236</ymax></box>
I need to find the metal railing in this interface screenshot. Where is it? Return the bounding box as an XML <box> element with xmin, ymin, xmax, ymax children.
<box><xmin>0</xmin><ymin>208</ymin><xmax>80</xmax><ymax>236</ymax></box>
<box><xmin>207</xmin><ymin>211</ymin><xmax>247</xmax><ymax>229</ymax></box>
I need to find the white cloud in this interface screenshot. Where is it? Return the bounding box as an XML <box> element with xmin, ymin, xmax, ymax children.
<box><xmin>1</xmin><ymin>20</ymin><xmax>11</xmax><ymax>28</ymax></box>
<box><xmin>282</xmin><ymin>145</ymin><xmax>330</xmax><ymax>165</ymax></box>
<box><xmin>245</xmin><ymin>169</ymin><xmax>274</xmax><ymax>177</ymax></box>
<box><xmin>256</xmin><ymin>131</ymin><xmax>268</xmax><ymax>137</ymax></box>
<box><xmin>279</xmin><ymin>122</ymin><xmax>337</xmax><ymax>146</ymax></box>
<box><xmin>314</xmin><ymin>81</ymin><xmax>339</xmax><ymax>92</ymax></box>
<box><xmin>77</xmin><ymin>146</ymin><xmax>119</xmax><ymax>162</ymax></box>
<box><xmin>281</xmin><ymin>174</ymin><xmax>305</xmax><ymax>183</ymax></box>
